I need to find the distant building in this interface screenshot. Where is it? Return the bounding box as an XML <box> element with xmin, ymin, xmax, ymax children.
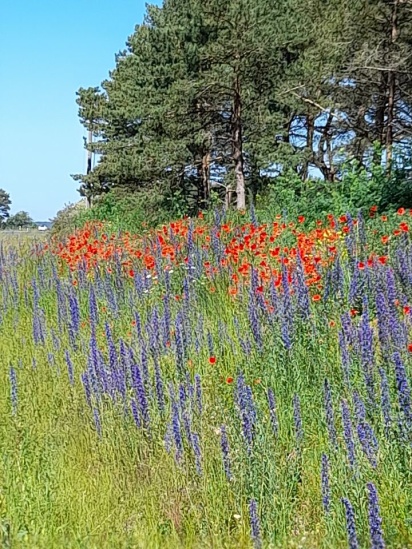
<box><xmin>34</xmin><ymin>221</ymin><xmax>52</xmax><ymax>229</ymax></box>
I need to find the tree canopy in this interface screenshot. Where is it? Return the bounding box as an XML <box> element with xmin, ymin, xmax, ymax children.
<box><xmin>0</xmin><ymin>189</ymin><xmax>11</xmax><ymax>221</ymax></box>
<box><xmin>73</xmin><ymin>0</ymin><xmax>412</xmax><ymax>212</ymax></box>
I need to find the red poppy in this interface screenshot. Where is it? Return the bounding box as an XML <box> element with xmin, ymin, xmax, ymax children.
<box><xmin>408</xmin><ymin>344</ymin><xmax>412</xmax><ymax>353</ymax></box>
<box><xmin>298</xmin><ymin>215</ymin><xmax>305</xmax><ymax>223</ymax></box>
<box><xmin>312</xmin><ymin>294</ymin><xmax>321</xmax><ymax>302</ymax></box>
<box><xmin>226</xmin><ymin>377</ymin><xmax>234</xmax><ymax>384</ymax></box>
<box><xmin>397</xmin><ymin>207</ymin><xmax>406</xmax><ymax>215</ymax></box>
<box><xmin>209</xmin><ymin>356</ymin><xmax>216</xmax><ymax>364</ymax></box>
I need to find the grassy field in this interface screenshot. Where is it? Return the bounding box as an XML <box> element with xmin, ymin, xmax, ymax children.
<box><xmin>0</xmin><ymin>209</ymin><xmax>411</xmax><ymax>548</ymax></box>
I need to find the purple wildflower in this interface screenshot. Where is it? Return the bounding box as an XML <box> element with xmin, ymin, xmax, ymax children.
<box><xmin>324</xmin><ymin>379</ymin><xmax>338</xmax><ymax>449</ymax></box>
<box><xmin>367</xmin><ymin>483</ymin><xmax>385</xmax><ymax>549</ymax></box>
<box><xmin>131</xmin><ymin>364</ymin><xmax>150</xmax><ymax>430</ymax></box>
<box><xmin>321</xmin><ymin>453</ymin><xmax>330</xmax><ymax>513</ymax></box>
<box><xmin>339</xmin><ymin>331</ymin><xmax>351</xmax><ymax>388</ymax></box>
<box><xmin>248</xmin><ymin>499</ymin><xmax>262</xmax><ymax>549</ymax></box>
<box><xmin>341</xmin><ymin>400</ymin><xmax>356</xmax><ymax>469</ymax></box>
<box><xmin>378</xmin><ymin>368</ymin><xmax>392</xmax><ymax>437</ymax></box>
<box><xmin>220</xmin><ymin>425</ymin><xmax>232</xmax><ymax>480</ymax></box>
<box><xmin>393</xmin><ymin>352</ymin><xmax>412</xmax><ymax>428</ymax></box>
<box><xmin>190</xmin><ymin>432</ymin><xmax>202</xmax><ymax>476</ymax></box>
<box><xmin>9</xmin><ymin>367</ymin><xmax>17</xmax><ymax>415</ymax></box>
<box><xmin>81</xmin><ymin>373</ymin><xmax>91</xmax><ymax>407</ymax></box>
<box><xmin>194</xmin><ymin>374</ymin><xmax>202</xmax><ymax>415</ymax></box>
<box><xmin>342</xmin><ymin>498</ymin><xmax>359</xmax><ymax>549</ymax></box>
<box><xmin>65</xmin><ymin>350</ymin><xmax>74</xmax><ymax>386</ymax></box>
<box><xmin>293</xmin><ymin>393</ymin><xmax>303</xmax><ymax>445</ymax></box>
<box><xmin>131</xmin><ymin>399</ymin><xmax>142</xmax><ymax>428</ymax></box>
<box><xmin>93</xmin><ymin>407</ymin><xmax>102</xmax><ymax>437</ymax></box>
<box><xmin>170</xmin><ymin>384</ymin><xmax>184</xmax><ymax>462</ymax></box>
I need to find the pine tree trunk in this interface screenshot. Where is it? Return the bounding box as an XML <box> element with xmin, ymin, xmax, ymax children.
<box><xmin>303</xmin><ymin>113</ymin><xmax>314</xmax><ymax>181</ymax></box>
<box><xmin>202</xmin><ymin>150</ymin><xmax>210</xmax><ymax>207</ymax></box>
<box><xmin>386</xmin><ymin>0</ymin><xmax>399</xmax><ymax>175</ymax></box>
<box><xmin>86</xmin><ymin>129</ymin><xmax>93</xmax><ymax>208</ymax></box>
<box><xmin>232</xmin><ymin>75</ymin><xmax>246</xmax><ymax>210</ymax></box>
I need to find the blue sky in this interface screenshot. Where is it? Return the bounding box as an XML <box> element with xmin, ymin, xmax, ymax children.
<box><xmin>0</xmin><ymin>0</ymin><xmax>158</xmax><ymax>221</ymax></box>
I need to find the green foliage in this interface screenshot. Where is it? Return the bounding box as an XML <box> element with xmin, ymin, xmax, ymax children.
<box><xmin>0</xmin><ymin>189</ymin><xmax>11</xmax><ymax>221</ymax></box>
<box><xmin>77</xmin><ymin>186</ymin><xmax>191</xmax><ymax>233</ymax></box>
<box><xmin>71</xmin><ymin>0</ymin><xmax>412</xmax><ymax>216</ymax></box>
<box><xmin>256</xmin><ymin>157</ymin><xmax>412</xmax><ymax>223</ymax></box>
<box><xmin>50</xmin><ymin>202</ymin><xmax>87</xmax><ymax>239</ymax></box>
<box><xmin>5</xmin><ymin>211</ymin><xmax>36</xmax><ymax>230</ymax></box>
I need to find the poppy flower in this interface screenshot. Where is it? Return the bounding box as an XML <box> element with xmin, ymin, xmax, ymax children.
<box><xmin>312</xmin><ymin>294</ymin><xmax>321</xmax><ymax>302</ymax></box>
<box><xmin>209</xmin><ymin>356</ymin><xmax>216</xmax><ymax>364</ymax></box>
<box><xmin>226</xmin><ymin>377</ymin><xmax>234</xmax><ymax>384</ymax></box>
<box><xmin>397</xmin><ymin>207</ymin><xmax>406</xmax><ymax>215</ymax></box>
<box><xmin>408</xmin><ymin>344</ymin><xmax>412</xmax><ymax>353</ymax></box>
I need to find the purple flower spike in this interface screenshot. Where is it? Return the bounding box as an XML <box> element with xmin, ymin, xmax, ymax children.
<box><xmin>367</xmin><ymin>483</ymin><xmax>385</xmax><ymax>549</ymax></box>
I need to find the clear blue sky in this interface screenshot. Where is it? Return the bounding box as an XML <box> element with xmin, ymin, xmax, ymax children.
<box><xmin>0</xmin><ymin>0</ymin><xmax>159</xmax><ymax>221</ymax></box>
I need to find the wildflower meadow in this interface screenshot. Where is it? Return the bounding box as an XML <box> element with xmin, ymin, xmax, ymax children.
<box><xmin>1</xmin><ymin>207</ymin><xmax>412</xmax><ymax>548</ymax></box>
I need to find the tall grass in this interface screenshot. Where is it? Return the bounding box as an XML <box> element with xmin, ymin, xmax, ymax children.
<box><xmin>0</xmin><ymin>209</ymin><xmax>411</xmax><ymax>548</ymax></box>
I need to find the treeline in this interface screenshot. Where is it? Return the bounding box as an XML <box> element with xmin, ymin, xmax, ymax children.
<box><xmin>73</xmin><ymin>0</ymin><xmax>412</xmax><ymax>214</ymax></box>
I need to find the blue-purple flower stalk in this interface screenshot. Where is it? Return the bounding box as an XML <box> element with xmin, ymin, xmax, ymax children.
<box><xmin>93</xmin><ymin>407</ymin><xmax>102</xmax><ymax>437</ymax></box>
<box><xmin>358</xmin><ymin>307</ymin><xmax>375</xmax><ymax>408</ymax></box>
<box><xmin>321</xmin><ymin>453</ymin><xmax>330</xmax><ymax>513</ymax></box>
<box><xmin>367</xmin><ymin>483</ymin><xmax>385</xmax><ymax>549</ymax></box>
<box><xmin>341</xmin><ymin>400</ymin><xmax>356</xmax><ymax>469</ymax></box>
<box><xmin>338</xmin><ymin>331</ymin><xmax>351</xmax><ymax>388</ymax></box>
<box><xmin>378</xmin><ymin>368</ymin><xmax>392</xmax><ymax>437</ymax></box>
<box><xmin>190</xmin><ymin>432</ymin><xmax>202</xmax><ymax>475</ymax></box>
<box><xmin>131</xmin><ymin>399</ymin><xmax>141</xmax><ymax>428</ymax></box>
<box><xmin>324</xmin><ymin>379</ymin><xmax>338</xmax><ymax>449</ymax></box>
<box><xmin>9</xmin><ymin>367</ymin><xmax>17</xmax><ymax>415</ymax></box>
<box><xmin>341</xmin><ymin>498</ymin><xmax>359</xmax><ymax>549</ymax></box>
<box><xmin>293</xmin><ymin>393</ymin><xmax>303</xmax><ymax>445</ymax></box>
<box><xmin>248</xmin><ymin>499</ymin><xmax>262</xmax><ymax>549</ymax></box>
<box><xmin>393</xmin><ymin>352</ymin><xmax>412</xmax><ymax>429</ymax></box>
<box><xmin>194</xmin><ymin>374</ymin><xmax>202</xmax><ymax>415</ymax></box>
<box><xmin>65</xmin><ymin>350</ymin><xmax>74</xmax><ymax>386</ymax></box>
<box><xmin>131</xmin><ymin>364</ymin><xmax>150</xmax><ymax>430</ymax></box>
<box><xmin>170</xmin><ymin>384</ymin><xmax>184</xmax><ymax>463</ymax></box>
<box><xmin>220</xmin><ymin>425</ymin><xmax>232</xmax><ymax>480</ymax></box>
<box><xmin>236</xmin><ymin>374</ymin><xmax>257</xmax><ymax>451</ymax></box>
